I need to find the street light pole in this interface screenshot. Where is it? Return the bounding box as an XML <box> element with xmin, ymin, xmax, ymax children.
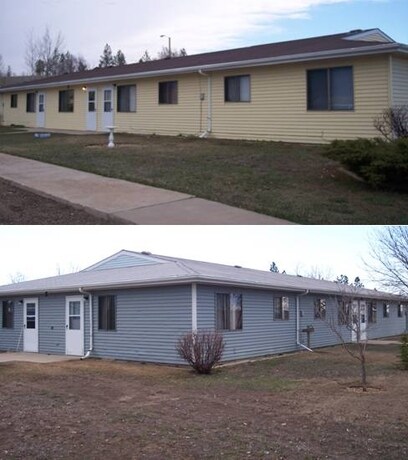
<box><xmin>160</xmin><ymin>34</ymin><xmax>172</xmax><ymax>58</ymax></box>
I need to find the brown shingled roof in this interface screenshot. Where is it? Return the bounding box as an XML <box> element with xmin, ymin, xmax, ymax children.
<box><xmin>1</xmin><ymin>29</ymin><xmax>402</xmax><ymax>91</ymax></box>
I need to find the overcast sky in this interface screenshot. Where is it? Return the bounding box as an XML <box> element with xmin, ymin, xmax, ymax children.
<box><xmin>0</xmin><ymin>225</ymin><xmax>382</xmax><ymax>288</ymax></box>
<box><xmin>1</xmin><ymin>0</ymin><xmax>407</xmax><ymax>74</ymax></box>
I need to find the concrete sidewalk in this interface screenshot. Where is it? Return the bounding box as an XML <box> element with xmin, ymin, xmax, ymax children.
<box><xmin>0</xmin><ymin>152</ymin><xmax>292</xmax><ymax>225</ymax></box>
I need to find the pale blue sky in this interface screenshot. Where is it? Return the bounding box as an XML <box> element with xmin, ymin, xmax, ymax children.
<box><xmin>0</xmin><ymin>225</ymin><xmax>380</xmax><ymax>288</ymax></box>
<box><xmin>0</xmin><ymin>0</ymin><xmax>406</xmax><ymax>74</ymax></box>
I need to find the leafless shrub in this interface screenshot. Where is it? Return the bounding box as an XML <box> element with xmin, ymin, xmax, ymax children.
<box><xmin>373</xmin><ymin>106</ymin><xmax>408</xmax><ymax>141</ymax></box>
<box><xmin>176</xmin><ymin>329</ymin><xmax>225</xmax><ymax>374</ymax></box>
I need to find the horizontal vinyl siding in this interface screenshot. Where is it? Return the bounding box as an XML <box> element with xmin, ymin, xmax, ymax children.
<box><xmin>367</xmin><ymin>303</ymin><xmax>406</xmax><ymax>339</ymax></box>
<box><xmin>114</xmin><ymin>75</ymin><xmax>203</xmax><ymax>136</ymax></box>
<box><xmin>392</xmin><ymin>57</ymin><xmax>408</xmax><ymax>106</ymax></box>
<box><xmin>197</xmin><ymin>285</ymin><xmax>298</xmax><ymax>361</ymax></box>
<box><xmin>1</xmin><ymin>55</ymin><xmax>390</xmax><ymax>143</ymax></box>
<box><xmin>38</xmin><ymin>294</ymin><xmax>66</xmax><ymax>354</ymax></box>
<box><xmin>210</xmin><ymin>55</ymin><xmax>390</xmax><ymax>143</ymax></box>
<box><xmin>299</xmin><ymin>295</ymin><xmax>351</xmax><ymax>348</ymax></box>
<box><xmin>0</xmin><ymin>297</ymin><xmax>24</xmax><ymax>351</ymax></box>
<box><xmin>91</xmin><ymin>285</ymin><xmax>191</xmax><ymax>364</ymax></box>
<box><xmin>2</xmin><ymin>92</ymin><xmax>37</xmax><ymax>127</ymax></box>
<box><xmin>44</xmin><ymin>87</ymin><xmax>86</xmax><ymax>131</ymax></box>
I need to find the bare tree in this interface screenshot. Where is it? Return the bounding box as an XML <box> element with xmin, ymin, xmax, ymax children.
<box><xmin>365</xmin><ymin>226</ymin><xmax>408</xmax><ymax>296</ymax></box>
<box><xmin>9</xmin><ymin>272</ymin><xmax>25</xmax><ymax>284</ymax></box>
<box><xmin>317</xmin><ymin>285</ymin><xmax>372</xmax><ymax>391</ymax></box>
<box><xmin>139</xmin><ymin>50</ymin><xmax>152</xmax><ymax>63</ymax></box>
<box><xmin>25</xmin><ymin>28</ymin><xmax>87</xmax><ymax>76</ymax></box>
<box><xmin>0</xmin><ymin>54</ymin><xmax>5</xmax><ymax>76</ymax></box>
<box><xmin>25</xmin><ymin>27</ymin><xmax>65</xmax><ymax>76</ymax></box>
<box><xmin>374</xmin><ymin>106</ymin><xmax>408</xmax><ymax>140</ymax></box>
<box><xmin>157</xmin><ymin>46</ymin><xmax>187</xmax><ymax>60</ymax></box>
<box><xmin>293</xmin><ymin>263</ymin><xmax>332</xmax><ymax>280</ymax></box>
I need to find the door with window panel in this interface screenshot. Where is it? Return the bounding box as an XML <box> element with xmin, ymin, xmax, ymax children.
<box><xmin>86</xmin><ymin>89</ymin><xmax>97</xmax><ymax>131</ymax></box>
<box><xmin>65</xmin><ymin>296</ymin><xmax>84</xmax><ymax>356</ymax></box>
<box><xmin>24</xmin><ymin>298</ymin><xmax>39</xmax><ymax>352</ymax></box>
<box><xmin>36</xmin><ymin>93</ymin><xmax>45</xmax><ymax>128</ymax></box>
<box><xmin>102</xmin><ymin>86</ymin><xmax>114</xmax><ymax>131</ymax></box>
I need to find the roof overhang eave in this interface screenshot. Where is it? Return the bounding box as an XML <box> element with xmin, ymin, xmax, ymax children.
<box><xmin>0</xmin><ymin>274</ymin><xmax>403</xmax><ymax>301</ymax></box>
<box><xmin>0</xmin><ymin>43</ymin><xmax>401</xmax><ymax>93</ymax></box>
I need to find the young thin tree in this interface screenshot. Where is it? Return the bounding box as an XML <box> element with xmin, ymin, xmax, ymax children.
<box><xmin>317</xmin><ymin>284</ymin><xmax>374</xmax><ymax>391</ymax></box>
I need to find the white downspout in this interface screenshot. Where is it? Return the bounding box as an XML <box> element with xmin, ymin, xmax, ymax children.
<box><xmin>192</xmin><ymin>283</ymin><xmax>198</xmax><ymax>332</ymax></box>
<box><xmin>79</xmin><ymin>287</ymin><xmax>93</xmax><ymax>359</ymax></box>
<box><xmin>198</xmin><ymin>70</ymin><xmax>212</xmax><ymax>138</ymax></box>
<box><xmin>296</xmin><ymin>289</ymin><xmax>313</xmax><ymax>352</ymax></box>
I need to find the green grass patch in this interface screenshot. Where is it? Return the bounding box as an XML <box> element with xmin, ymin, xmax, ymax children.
<box><xmin>0</xmin><ymin>131</ymin><xmax>407</xmax><ymax>224</ymax></box>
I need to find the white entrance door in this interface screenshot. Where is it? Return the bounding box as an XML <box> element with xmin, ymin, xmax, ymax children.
<box><xmin>37</xmin><ymin>93</ymin><xmax>45</xmax><ymax>128</ymax></box>
<box><xmin>86</xmin><ymin>88</ymin><xmax>97</xmax><ymax>131</ymax></box>
<box><xmin>65</xmin><ymin>296</ymin><xmax>84</xmax><ymax>356</ymax></box>
<box><xmin>102</xmin><ymin>86</ymin><xmax>114</xmax><ymax>131</ymax></box>
<box><xmin>351</xmin><ymin>300</ymin><xmax>367</xmax><ymax>342</ymax></box>
<box><xmin>24</xmin><ymin>298</ymin><xmax>39</xmax><ymax>352</ymax></box>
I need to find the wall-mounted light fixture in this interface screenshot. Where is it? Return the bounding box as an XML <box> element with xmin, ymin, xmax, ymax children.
<box><xmin>82</xmin><ymin>86</ymin><xmax>87</xmax><ymax>92</ymax></box>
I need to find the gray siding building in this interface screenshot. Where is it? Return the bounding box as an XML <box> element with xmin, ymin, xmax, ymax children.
<box><xmin>0</xmin><ymin>251</ymin><xmax>406</xmax><ymax>364</ymax></box>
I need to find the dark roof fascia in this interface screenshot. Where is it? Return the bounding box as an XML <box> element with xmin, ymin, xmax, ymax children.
<box><xmin>0</xmin><ymin>275</ymin><xmax>403</xmax><ymax>302</ymax></box>
<box><xmin>0</xmin><ymin>42</ymin><xmax>401</xmax><ymax>94</ymax></box>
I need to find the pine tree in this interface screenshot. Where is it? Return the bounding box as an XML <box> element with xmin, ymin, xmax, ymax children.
<box><xmin>270</xmin><ymin>262</ymin><xmax>279</xmax><ymax>273</ymax></box>
<box><xmin>114</xmin><ymin>50</ymin><xmax>126</xmax><ymax>66</ymax></box>
<box><xmin>99</xmin><ymin>44</ymin><xmax>114</xmax><ymax>68</ymax></box>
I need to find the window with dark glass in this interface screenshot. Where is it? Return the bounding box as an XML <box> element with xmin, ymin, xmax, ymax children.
<box><xmin>398</xmin><ymin>304</ymin><xmax>404</xmax><ymax>318</ymax></box>
<box><xmin>59</xmin><ymin>89</ymin><xmax>74</xmax><ymax>112</ymax></box>
<box><xmin>225</xmin><ymin>75</ymin><xmax>251</xmax><ymax>102</ymax></box>
<box><xmin>26</xmin><ymin>303</ymin><xmax>36</xmax><ymax>329</ymax></box>
<box><xmin>10</xmin><ymin>94</ymin><xmax>18</xmax><ymax>108</ymax></box>
<box><xmin>368</xmin><ymin>302</ymin><xmax>377</xmax><ymax>323</ymax></box>
<box><xmin>274</xmin><ymin>296</ymin><xmax>289</xmax><ymax>320</ymax></box>
<box><xmin>338</xmin><ymin>301</ymin><xmax>350</xmax><ymax>325</ymax></box>
<box><xmin>159</xmin><ymin>81</ymin><xmax>178</xmax><ymax>104</ymax></box>
<box><xmin>314</xmin><ymin>298</ymin><xmax>326</xmax><ymax>319</ymax></box>
<box><xmin>216</xmin><ymin>293</ymin><xmax>242</xmax><ymax>331</ymax></box>
<box><xmin>2</xmin><ymin>301</ymin><xmax>14</xmax><ymax>329</ymax></box>
<box><xmin>98</xmin><ymin>295</ymin><xmax>116</xmax><ymax>330</ymax></box>
<box><xmin>383</xmin><ymin>303</ymin><xmax>390</xmax><ymax>318</ymax></box>
<box><xmin>307</xmin><ymin>66</ymin><xmax>354</xmax><ymax>111</ymax></box>
<box><xmin>26</xmin><ymin>93</ymin><xmax>36</xmax><ymax>112</ymax></box>
<box><xmin>117</xmin><ymin>85</ymin><xmax>136</xmax><ymax>112</ymax></box>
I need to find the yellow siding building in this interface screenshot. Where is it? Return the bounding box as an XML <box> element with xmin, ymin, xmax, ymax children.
<box><xmin>1</xmin><ymin>29</ymin><xmax>407</xmax><ymax>143</ymax></box>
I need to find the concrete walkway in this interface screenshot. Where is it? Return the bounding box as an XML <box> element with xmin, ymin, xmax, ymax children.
<box><xmin>0</xmin><ymin>352</ymin><xmax>79</xmax><ymax>363</ymax></box>
<box><xmin>0</xmin><ymin>152</ymin><xmax>292</xmax><ymax>224</ymax></box>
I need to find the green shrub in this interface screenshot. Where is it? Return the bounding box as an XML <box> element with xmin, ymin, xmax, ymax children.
<box><xmin>401</xmin><ymin>334</ymin><xmax>408</xmax><ymax>371</ymax></box>
<box><xmin>325</xmin><ymin>138</ymin><xmax>408</xmax><ymax>192</ymax></box>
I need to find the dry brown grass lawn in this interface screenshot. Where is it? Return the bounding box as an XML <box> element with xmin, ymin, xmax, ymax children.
<box><xmin>0</xmin><ymin>342</ymin><xmax>407</xmax><ymax>459</ymax></box>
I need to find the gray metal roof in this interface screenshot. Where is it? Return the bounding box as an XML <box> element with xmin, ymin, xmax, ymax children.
<box><xmin>0</xmin><ymin>250</ymin><xmax>403</xmax><ymax>301</ymax></box>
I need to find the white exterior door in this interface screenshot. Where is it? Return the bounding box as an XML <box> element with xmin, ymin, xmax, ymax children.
<box><xmin>37</xmin><ymin>93</ymin><xmax>45</xmax><ymax>128</ymax></box>
<box><xmin>86</xmin><ymin>88</ymin><xmax>97</xmax><ymax>131</ymax></box>
<box><xmin>102</xmin><ymin>86</ymin><xmax>114</xmax><ymax>131</ymax></box>
<box><xmin>359</xmin><ymin>301</ymin><xmax>367</xmax><ymax>341</ymax></box>
<box><xmin>24</xmin><ymin>298</ymin><xmax>39</xmax><ymax>352</ymax></box>
<box><xmin>65</xmin><ymin>296</ymin><xmax>84</xmax><ymax>356</ymax></box>
<box><xmin>352</xmin><ymin>300</ymin><xmax>367</xmax><ymax>342</ymax></box>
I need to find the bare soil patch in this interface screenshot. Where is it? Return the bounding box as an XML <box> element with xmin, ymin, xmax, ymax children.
<box><xmin>0</xmin><ymin>178</ymin><xmax>124</xmax><ymax>225</ymax></box>
<box><xmin>0</xmin><ymin>344</ymin><xmax>406</xmax><ymax>459</ymax></box>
